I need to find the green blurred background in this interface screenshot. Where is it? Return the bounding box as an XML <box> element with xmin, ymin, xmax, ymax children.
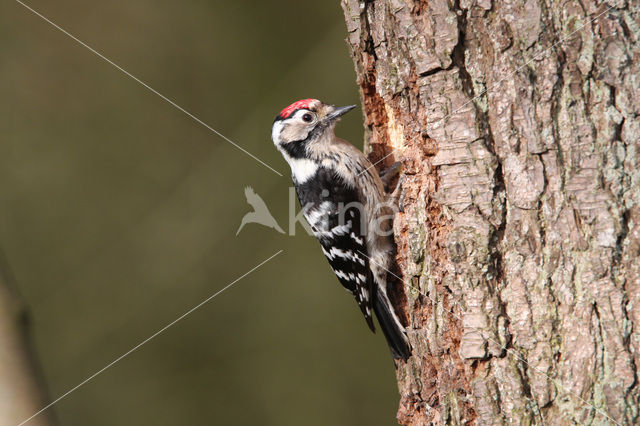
<box><xmin>1</xmin><ymin>1</ymin><xmax>400</xmax><ymax>425</ymax></box>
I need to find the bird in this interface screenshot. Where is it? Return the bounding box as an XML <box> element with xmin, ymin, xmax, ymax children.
<box><xmin>236</xmin><ymin>186</ymin><xmax>284</xmax><ymax>235</ymax></box>
<box><xmin>271</xmin><ymin>98</ymin><xmax>411</xmax><ymax>361</ymax></box>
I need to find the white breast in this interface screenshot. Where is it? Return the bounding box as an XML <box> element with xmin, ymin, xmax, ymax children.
<box><xmin>275</xmin><ymin>142</ymin><xmax>318</xmax><ymax>184</ymax></box>
<box><xmin>288</xmin><ymin>158</ymin><xmax>318</xmax><ymax>183</ymax></box>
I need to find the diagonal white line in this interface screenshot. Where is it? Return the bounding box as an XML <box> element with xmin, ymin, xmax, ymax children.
<box><xmin>18</xmin><ymin>250</ymin><xmax>284</xmax><ymax>426</ymax></box>
<box><xmin>357</xmin><ymin>250</ymin><xmax>622</xmax><ymax>426</ymax></box>
<box><xmin>15</xmin><ymin>0</ymin><xmax>283</xmax><ymax>177</ymax></box>
<box><xmin>360</xmin><ymin>4</ymin><xmax>615</xmax><ymax>176</ymax></box>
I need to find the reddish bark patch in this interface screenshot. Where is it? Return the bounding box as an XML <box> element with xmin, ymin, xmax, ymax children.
<box><xmin>358</xmin><ymin>59</ymin><xmax>399</xmax><ymax>172</ymax></box>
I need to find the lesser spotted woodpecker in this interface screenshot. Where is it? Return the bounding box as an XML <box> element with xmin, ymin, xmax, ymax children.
<box><xmin>272</xmin><ymin>98</ymin><xmax>411</xmax><ymax>361</ymax></box>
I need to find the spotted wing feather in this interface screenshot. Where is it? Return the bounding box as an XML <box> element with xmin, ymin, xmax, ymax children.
<box><xmin>296</xmin><ymin>167</ymin><xmax>375</xmax><ymax>331</ymax></box>
<box><xmin>317</xmin><ymin>205</ymin><xmax>374</xmax><ymax>331</ymax></box>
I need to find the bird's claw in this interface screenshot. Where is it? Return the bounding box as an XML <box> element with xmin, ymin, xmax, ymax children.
<box><xmin>380</xmin><ymin>161</ymin><xmax>403</xmax><ymax>192</ymax></box>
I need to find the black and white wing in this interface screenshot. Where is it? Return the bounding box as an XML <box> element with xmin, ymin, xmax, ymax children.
<box><xmin>316</xmin><ymin>201</ymin><xmax>374</xmax><ymax>331</ymax></box>
<box><xmin>296</xmin><ymin>168</ymin><xmax>375</xmax><ymax>331</ymax></box>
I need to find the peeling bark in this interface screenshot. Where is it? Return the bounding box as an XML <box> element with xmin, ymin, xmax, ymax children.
<box><xmin>341</xmin><ymin>0</ymin><xmax>640</xmax><ymax>424</ymax></box>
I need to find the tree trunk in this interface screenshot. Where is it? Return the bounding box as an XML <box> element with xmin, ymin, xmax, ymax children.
<box><xmin>341</xmin><ymin>0</ymin><xmax>640</xmax><ymax>424</ymax></box>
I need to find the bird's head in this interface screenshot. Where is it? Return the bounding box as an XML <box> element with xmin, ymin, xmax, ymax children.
<box><xmin>271</xmin><ymin>99</ymin><xmax>356</xmax><ymax>151</ymax></box>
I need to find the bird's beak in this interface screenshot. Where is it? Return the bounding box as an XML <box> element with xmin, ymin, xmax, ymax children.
<box><xmin>325</xmin><ymin>104</ymin><xmax>356</xmax><ymax>122</ymax></box>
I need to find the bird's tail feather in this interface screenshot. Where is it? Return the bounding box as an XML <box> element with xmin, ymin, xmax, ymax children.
<box><xmin>373</xmin><ymin>288</ymin><xmax>411</xmax><ymax>361</ymax></box>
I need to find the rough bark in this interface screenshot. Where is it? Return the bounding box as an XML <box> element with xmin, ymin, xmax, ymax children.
<box><xmin>0</xmin><ymin>255</ymin><xmax>53</xmax><ymax>426</ymax></box>
<box><xmin>341</xmin><ymin>0</ymin><xmax>640</xmax><ymax>424</ymax></box>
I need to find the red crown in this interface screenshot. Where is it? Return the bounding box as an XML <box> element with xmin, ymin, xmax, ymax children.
<box><xmin>279</xmin><ymin>98</ymin><xmax>318</xmax><ymax>119</ymax></box>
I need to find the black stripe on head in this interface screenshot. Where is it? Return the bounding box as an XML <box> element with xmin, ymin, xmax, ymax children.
<box><xmin>274</xmin><ymin>110</ymin><xmax>299</xmax><ymax>123</ymax></box>
<box><xmin>278</xmin><ymin>120</ymin><xmax>326</xmax><ymax>160</ymax></box>
<box><xmin>274</xmin><ymin>108</ymin><xmax>313</xmax><ymax>123</ymax></box>
<box><xmin>280</xmin><ymin>138</ymin><xmax>309</xmax><ymax>159</ymax></box>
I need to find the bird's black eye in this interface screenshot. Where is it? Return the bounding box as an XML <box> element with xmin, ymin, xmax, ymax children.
<box><xmin>302</xmin><ymin>113</ymin><xmax>313</xmax><ymax>122</ymax></box>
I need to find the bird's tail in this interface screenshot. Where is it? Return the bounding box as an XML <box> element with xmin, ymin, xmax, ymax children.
<box><xmin>373</xmin><ymin>287</ymin><xmax>411</xmax><ymax>361</ymax></box>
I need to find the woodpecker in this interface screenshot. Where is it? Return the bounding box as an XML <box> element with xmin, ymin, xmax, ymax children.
<box><xmin>272</xmin><ymin>98</ymin><xmax>411</xmax><ymax>361</ymax></box>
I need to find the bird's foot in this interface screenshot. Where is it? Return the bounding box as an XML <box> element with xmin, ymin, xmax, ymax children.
<box><xmin>380</xmin><ymin>162</ymin><xmax>406</xmax><ymax>213</ymax></box>
<box><xmin>391</xmin><ymin>174</ymin><xmax>406</xmax><ymax>213</ymax></box>
<box><xmin>380</xmin><ymin>162</ymin><xmax>403</xmax><ymax>193</ymax></box>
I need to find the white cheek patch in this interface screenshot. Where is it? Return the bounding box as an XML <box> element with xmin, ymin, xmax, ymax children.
<box><xmin>273</xmin><ymin>119</ymin><xmax>311</xmax><ymax>145</ymax></box>
<box><xmin>272</xmin><ymin>121</ymin><xmax>284</xmax><ymax>145</ymax></box>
